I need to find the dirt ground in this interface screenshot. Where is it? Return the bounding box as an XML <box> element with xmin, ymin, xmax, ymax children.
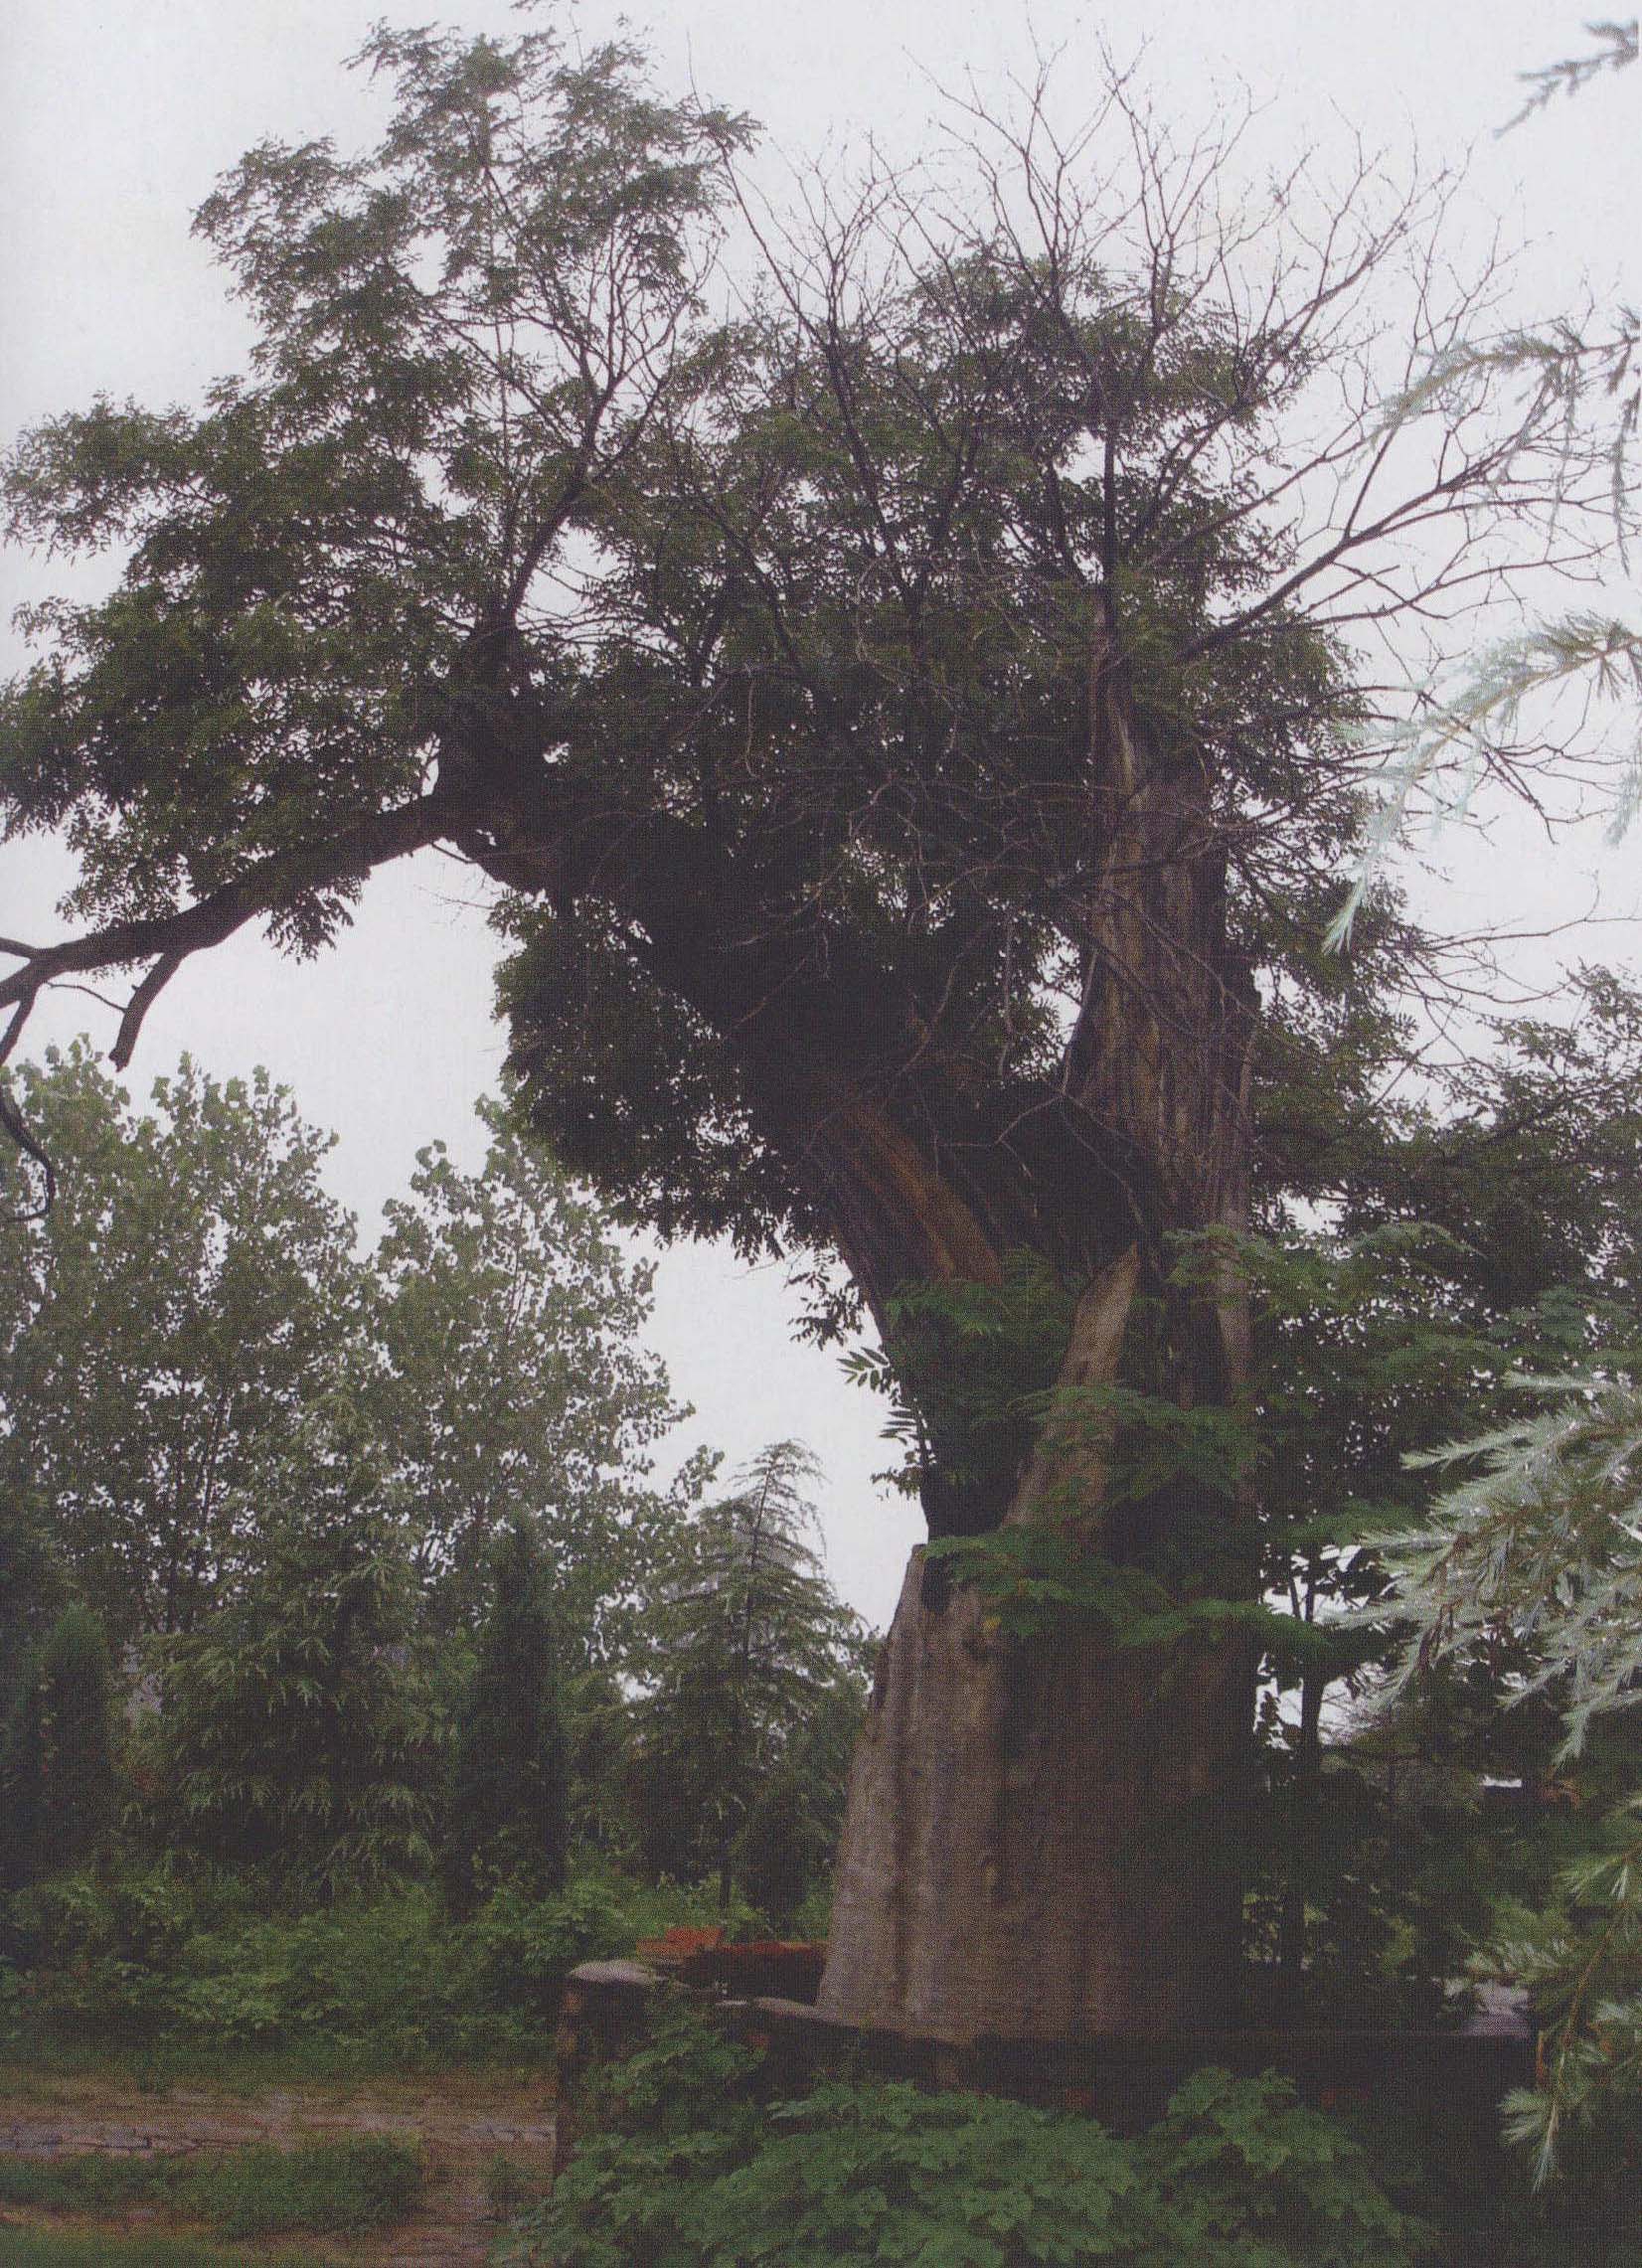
<box><xmin>0</xmin><ymin>2068</ymin><xmax>557</xmax><ymax>2265</ymax></box>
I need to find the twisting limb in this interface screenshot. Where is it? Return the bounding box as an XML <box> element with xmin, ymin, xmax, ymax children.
<box><xmin>0</xmin><ymin>797</ymin><xmax>451</xmax><ymax>1071</ymax></box>
<box><xmin>0</xmin><ymin>796</ymin><xmax>453</xmax><ymax>1200</ymax></box>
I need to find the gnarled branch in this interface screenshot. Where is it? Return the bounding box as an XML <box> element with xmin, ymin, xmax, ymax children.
<box><xmin>0</xmin><ymin>797</ymin><xmax>453</xmax><ymax>1200</ymax></box>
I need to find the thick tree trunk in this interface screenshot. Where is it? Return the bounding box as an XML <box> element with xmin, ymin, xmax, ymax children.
<box><xmin>820</xmin><ymin>1245</ymin><xmax>1259</xmax><ymax>2042</ymax></box>
<box><xmin>819</xmin><ymin>1558</ymin><xmax>1255</xmax><ymax>2039</ymax></box>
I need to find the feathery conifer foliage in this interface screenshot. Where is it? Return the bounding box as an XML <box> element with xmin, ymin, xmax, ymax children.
<box><xmin>632</xmin><ymin>1443</ymin><xmax>867</xmax><ymax>1913</ymax></box>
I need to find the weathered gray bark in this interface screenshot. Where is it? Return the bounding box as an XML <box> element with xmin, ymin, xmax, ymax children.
<box><xmin>819</xmin><ymin>1247</ymin><xmax>1258</xmax><ymax>2042</ymax></box>
<box><xmin>819</xmin><ymin>1564</ymin><xmax>1255</xmax><ymax>2039</ymax></box>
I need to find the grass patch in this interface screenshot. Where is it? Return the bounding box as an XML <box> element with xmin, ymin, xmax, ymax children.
<box><xmin>189</xmin><ymin>2136</ymin><xmax>423</xmax><ymax>2238</ymax></box>
<box><xmin>0</xmin><ymin>2134</ymin><xmax>421</xmax><ymax>2239</ymax></box>
<box><xmin>0</xmin><ymin>2033</ymin><xmax>547</xmax><ymax>2095</ymax></box>
<box><xmin>0</xmin><ymin>2156</ymin><xmax>160</xmax><ymax>2215</ymax></box>
<box><xmin>0</xmin><ymin>2036</ymin><xmax>551</xmax><ymax>2104</ymax></box>
<box><xmin>0</xmin><ymin>2233</ymin><xmax>311</xmax><ymax>2267</ymax></box>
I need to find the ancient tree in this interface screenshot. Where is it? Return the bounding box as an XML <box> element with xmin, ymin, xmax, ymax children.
<box><xmin>0</xmin><ymin>24</ymin><xmax>1602</xmax><ymax>2036</ymax></box>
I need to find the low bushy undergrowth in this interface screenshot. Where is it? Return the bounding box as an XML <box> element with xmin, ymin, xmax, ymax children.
<box><xmin>3</xmin><ymin>1863</ymin><xmax>762</xmax><ymax>2066</ymax></box>
<box><xmin>515</xmin><ymin>2001</ymin><xmax>1427</xmax><ymax>2267</ymax></box>
<box><xmin>0</xmin><ymin>2134</ymin><xmax>422</xmax><ymax>2237</ymax></box>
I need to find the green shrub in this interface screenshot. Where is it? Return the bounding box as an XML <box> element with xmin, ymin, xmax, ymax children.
<box><xmin>5</xmin><ymin>1862</ymin><xmax>765</xmax><ymax>2064</ymax></box>
<box><xmin>5</xmin><ymin>1862</ymin><xmax>223</xmax><ymax>2040</ymax></box>
<box><xmin>517</xmin><ymin>2004</ymin><xmax>1426</xmax><ymax>2268</ymax></box>
<box><xmin>0</xmin><ymin>1954</ymin><xmax>26</xmax><ymax>2045</ymax></box>
<box><xmin>174</xmin><ymin>1893</ymin><xmax>460</xmax><ymax>2055</ymax></box>
<box><xmin>453</xmin><ymin>1876</ymin><xmax>637</xmax><ymax>2026</ymax></box>
<box><xmin>451</xmin><ymin>1870</ymin><xmax>763</xmax><ymax>2030</ymax></box>
<box><xmin>487</xmin><ymin>2150</ymin><xmax>552</xmax><ymax>2218</ymax></box>
<box><xmin>1130</xmin><ymin>2066</ymin><xmax>1426</xmax><ymax>2264</ymax></box>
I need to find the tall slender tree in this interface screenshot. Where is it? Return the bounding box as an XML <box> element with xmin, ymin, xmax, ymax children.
<box><xmin>143</xmin><ymin>1410</ymin><xmax>437</xmax><ymax>1901</ymax></box>
<box><xmin>1</xmin><ymin>1602</ymin><xmax>116</xmax><ymax>1888</ymax></box>
<box><xmin>440</xmin><ymin>1518</ymin><xmax>570</xmax><ymax>1919</ymax></box>
<box><xmin>0</xmin><ymin>20</ymin><xmax>1609</xmax><ymax>2034</ymax></box>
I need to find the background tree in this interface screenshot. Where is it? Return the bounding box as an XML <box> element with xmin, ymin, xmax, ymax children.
<box><xmin>141</xmin><ymin>1408</ymin><xmax>437</xmax><ymax>1902</ymax></box>
<box><xmin>1</xmin><ymin>1602</ymin><xmax>116</xmax><ymax>1891</ymax></box>
<box><xmin>0</xmin><ymin>1050</ymin><xmax>705</xmax><ymax>1673</ymax></box>
<box><xmin>1236</xmin><ymin>966</ymin><xmax>1642</xmax><ymax>2016</ymax></box>
<box><xmin>367</xmin><ymin>1102</ymin><xmax>701</xmax><ymax>1654</ymax></box>
<box><xmin>0</xmin><ymin>1047</ymin><xmax>363</xmax><ymax>1641</ymax></box>
<box><xmin>0</xmin><ymin>18</ymin><xmax>1607</xmax><ymax>2035</ymax></box>
<box><xmin>439</xmin><ymin>1518</ymin><xmax>569</xmax><ymax>1919</ymax></box>
<box><xmin>0</xmin><ymin>1493</ymin><xmax>62</xmax><ymax>1735</ymax></box>
<box><xmin>631</xmin><ymin>1442</ymin><xmax>868</xmax><ymax>1916</ymax></box>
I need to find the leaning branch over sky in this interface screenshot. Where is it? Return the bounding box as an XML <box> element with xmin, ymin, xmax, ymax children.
<box><xmin>1504</xmin><ymin>16</ymin><xmax>1637</xmax><ymax>131</ymax></box>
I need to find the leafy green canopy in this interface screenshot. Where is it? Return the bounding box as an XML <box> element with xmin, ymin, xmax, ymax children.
<box><xmin>0</xmin><ymin>1046</ymin><xmax>360</xmax><ymax>1640</ymax></box>
<box><xmin>0</xmin><ymin>1047</ymin><xmax>694</xmax><ymax>1653</ymax></box>
<box><xmin>1</xmin><ymin>22</ymin><xmax>745</xmax><ymax>935</ymax></box>
<box><xmin>0</xmin><ymin>14</ymin><xmax>1585</xmax><ymax>1325</ymax></box>
<box><xmin>368</xmin><ymin>1100</ymin><xmax>697</xmax><ymax>1654</ymax></box>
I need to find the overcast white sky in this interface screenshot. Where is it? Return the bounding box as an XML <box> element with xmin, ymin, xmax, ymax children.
<box><xmin>2</xmin><ymin>1</ymin><xmax>1638</xmax><ymax>1626</ymax></box>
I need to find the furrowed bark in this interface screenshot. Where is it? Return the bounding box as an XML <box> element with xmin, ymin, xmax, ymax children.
<box><xmin>819</xmin><ymin>1246</ymin><xmax>1258</xmax><ymax>2041</ymax></box>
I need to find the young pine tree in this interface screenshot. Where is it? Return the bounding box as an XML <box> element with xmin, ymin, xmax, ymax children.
<box><xmin>440</xmin><ymin>1520</ymin><xmax>569</xmax><ymax>1920</ymax></box>
<box><xmin>633</xmin><ymin>1443</ymin><xmax>868</xmax><ymax>1916</ymax></box>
